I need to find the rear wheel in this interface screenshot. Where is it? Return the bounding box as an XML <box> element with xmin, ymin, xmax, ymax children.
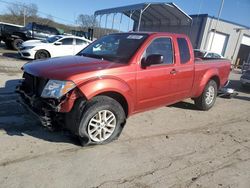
<box><xmin>77</xmin><ymin>96</ymin><xmax>126</xmax><ymax>146</ymax></box>
<box><xmin>35</xmin><ymin>50</ymin><xmax>50</xmax><ymax>59</ymax></box>
<box><xmin>12</xmin><ymin>38</ymin><xmax>23</xmax><ymax>50</ymax></box>
<box><xmin>194</xmin><ymin>80</ymin><xmax>217</xmax><ymax>110</ymax></box>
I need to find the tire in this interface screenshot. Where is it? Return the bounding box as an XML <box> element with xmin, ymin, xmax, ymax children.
<box><xmin>35</xmin><ymin>50</ymin><xmax>50</xmax><ymax>59</ymax></box>
<box><xmin>76</xmin><ymin>96</ymin><xmax>126</xmax><ymax>146</ymax></box>
<box><xmin>12</xmin><ymin>38</ymin><xmax>23</xmax><ymax>50</ymax></box>
<box><xmin>194</xmin><ymin>80</ymin><xmax>218</xmax><ymax>111</ymax></box>
<box><xmin>5</xmin><ymin>40</ymin><xmax>13</xmax><ymax>49</ymax></box>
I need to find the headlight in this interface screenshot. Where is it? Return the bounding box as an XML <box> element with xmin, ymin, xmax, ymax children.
<box><xmin>41</xmin><ymin>80</ymin><xmax>76</xmax><ymax>99</ymax></box>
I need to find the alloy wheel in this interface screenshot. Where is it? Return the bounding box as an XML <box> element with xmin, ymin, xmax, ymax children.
<box><xmin>205</xmin><ymin>85</ymin><xmax>215</xmax><ymax>105</ymax></box>
<box><xmin>87</xmin><ymin>110</ymin><xmax>116</xmax><ymax>142</ymax></box>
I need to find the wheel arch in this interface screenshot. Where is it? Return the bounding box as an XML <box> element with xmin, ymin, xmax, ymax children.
<box><xmin>193</xmin><ymin>68</ymin><xmax>220</xmax><ymax>97</ymax></box>
<box><xmin>77</xmin><ymin>77</ymin><xmax>134</xmax><ymax>117</ymax></box>
<box><xmin>96</xmin><ymin>91</ymin><xmax>129</xmax><ymax>117</ymax></box>
<box><xmin>210</xmin><ymin>75</ymin><xmax>220</xmax><ymax>89</ymax></box>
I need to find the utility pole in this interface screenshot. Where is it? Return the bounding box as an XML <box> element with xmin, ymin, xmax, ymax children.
<box><xmin>23</xmin><ymin>7</ymin><xmax>26</xmax><ymax>26</ymax></box>
<box><xmin>209</xmin><ymin>0</ymin><xmax>224</xmax><ymax>51</ymax></box>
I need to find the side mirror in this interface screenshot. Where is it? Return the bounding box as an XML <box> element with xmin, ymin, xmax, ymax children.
<box><xmin>141</xmin><ymin>54</ymin><xmax>164</xmax><ymax>68</ymax></box>
<box><xmin>54</xmin><ymin>41</ymin><xmax>62</xmax><ymax>45</ymax></box>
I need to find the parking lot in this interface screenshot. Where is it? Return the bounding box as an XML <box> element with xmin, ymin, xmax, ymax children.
<box><xmin>0</xmin><ymin>43</ymin><xmax>250</xmax><ymax>188</ymax></box>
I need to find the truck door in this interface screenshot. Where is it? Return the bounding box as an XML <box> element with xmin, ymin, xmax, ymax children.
<box><xmin>136</xmin><ymin>37</ymin><xmax>177</xmax><ymax>111</ymax></box>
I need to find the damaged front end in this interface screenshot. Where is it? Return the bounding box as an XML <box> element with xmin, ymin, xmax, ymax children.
<box><xmin>16</xmin><ymin>72</ymin><xmax>81</xmax><ymax>130</ymax></box>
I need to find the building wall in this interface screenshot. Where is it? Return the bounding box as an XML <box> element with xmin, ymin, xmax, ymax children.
<box><xmin>136</xmin><ymin>14</ymin><xmax>250</xmax><ymax>63</ymax></box>
<box><xmin>200</xmin><ymin>16</ymin><xmax>250</xmax><ymax>61</ymax></box>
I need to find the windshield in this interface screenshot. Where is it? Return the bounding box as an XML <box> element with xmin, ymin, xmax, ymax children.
<box><xmin>42</xmin><ymin>35</ymin><xmax>63</xmax><ymax>43</ymax></box>
<box><xmin>77</xmin><ymin>33</ymin><xmax>148</xmax><ymax>63</ymax></box>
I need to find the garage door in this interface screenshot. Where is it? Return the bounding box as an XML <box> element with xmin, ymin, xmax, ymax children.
<box><xmin>206</xmin><ymin>31</ymin><xmax>229</xmax><ymax>56</ymax></box>
<box><xmin>241</xmin><ymin>35</ymin><xmax>250</xmax><ymax>46</ymax></box>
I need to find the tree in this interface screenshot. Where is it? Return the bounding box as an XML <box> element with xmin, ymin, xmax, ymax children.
<box><xmin>4</xmin><ymin>2</ymin><xmax>38</xmax><ymax>25</ymax></box>
<box><xmin>7</xmin><ymin>2</ymin><xmax>38</xmax><ymax>17</ymax></box>
<box><xmin>76</xmin><ymin>14</ymin><xmax>98</xmax><ymax>28</ymax></box>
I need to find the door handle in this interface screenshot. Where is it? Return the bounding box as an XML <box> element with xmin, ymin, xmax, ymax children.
<box><xmin>170</xmin><ymin>69</ymin><xmax>178</xmax><ymax>74</ymax></box>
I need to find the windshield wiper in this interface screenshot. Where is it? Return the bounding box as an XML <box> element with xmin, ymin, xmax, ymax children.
<box><xmin>79</xmin><ymin>53</ymin><xmax>106</xmax><ymax>60</ymax></box>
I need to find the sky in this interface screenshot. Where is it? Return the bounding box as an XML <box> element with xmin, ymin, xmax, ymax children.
<box><xmin>0</xmin><ymin>0</ymin><xmax>250</xmax><ymax>29</ymax></box>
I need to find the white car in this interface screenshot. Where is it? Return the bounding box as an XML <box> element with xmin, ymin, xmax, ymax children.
<box><xmin>194</xmin><ymin>49</ymin><xmax>224</xmax><ymax>59</ymax></box>
<box><xmin>19</xmin><ymin>35</ymin><xmax>92</xmax><ymax>59</ymax></box>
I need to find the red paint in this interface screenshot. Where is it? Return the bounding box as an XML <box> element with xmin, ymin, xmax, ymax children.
<box><xmin>23</xmin><ymin>32</ymin><xmax>231</xmax><ymax>115</ymax></box>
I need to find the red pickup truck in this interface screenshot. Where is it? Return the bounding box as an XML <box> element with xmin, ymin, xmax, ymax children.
<box><xmin>17</xmin><ymin>32</ymin><xmax>231</xmax><ymax>146</ymax></box>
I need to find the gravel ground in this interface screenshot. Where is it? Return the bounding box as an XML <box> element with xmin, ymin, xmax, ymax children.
<box><xmin>0</xmin><ymin>42</ymin><xmax>27</xmax><ymax>73</ymax></box>
<box><xmin>0</xmin><ymin>46</ymin><xmax>250</xmax><ymax>188</ymax></box>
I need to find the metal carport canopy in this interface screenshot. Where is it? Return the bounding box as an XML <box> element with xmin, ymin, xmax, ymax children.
<box><xmin>94</xmin><ymin>2</ymin><xmax>192</xmax><ymax>31</ymax></box>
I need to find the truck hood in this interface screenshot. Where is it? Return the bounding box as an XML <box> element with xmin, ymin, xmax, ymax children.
<box><xmin>23</xmin><ymin>56</ymin><xmax>126</xmax><ymax>81</ymax></box>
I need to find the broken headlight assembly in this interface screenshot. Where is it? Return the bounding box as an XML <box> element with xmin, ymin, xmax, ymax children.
<box><xmin>41</xmin><ymin>80</ymin><xmax>76</xmax><ymax>99</ymax></box>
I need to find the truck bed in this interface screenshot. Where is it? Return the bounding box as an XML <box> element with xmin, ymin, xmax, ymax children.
<box><xmin>192</xmin><ymin>58</ymin><xmax>231</xmax><ymax>97</ymax></box>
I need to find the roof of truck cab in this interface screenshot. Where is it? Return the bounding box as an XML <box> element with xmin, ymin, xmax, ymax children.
<box><xmin>110</xmin><ymin>31</ymin><xmax>189</xmax><ymax>38</ymax></box>
<box><xmin>0</xmin><ymin>22</ymin><xmax>23</xmax><ymax>27</ymax></box>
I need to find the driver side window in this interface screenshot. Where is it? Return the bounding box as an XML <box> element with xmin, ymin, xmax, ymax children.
<box><xmin>143</xmin><ymin>38</ymin><xmax>173</xmax><ymax>64</ymax></box>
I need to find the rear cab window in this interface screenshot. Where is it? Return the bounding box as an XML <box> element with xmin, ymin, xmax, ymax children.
<box><xmin>177</xmin><ymin>38</ymin><xmax>190</xmax><ymax>64</ymax></box>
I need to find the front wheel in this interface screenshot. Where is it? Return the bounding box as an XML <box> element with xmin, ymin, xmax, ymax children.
<box><xmin>77</xmin><ymin>96</ymin><xmax>126</xmax><ymax>146</ymax></box>
<box><xmin>35</xmin><ymin>50</ymin><xmax>50</xmax><ymax>59</ymax></box>
<box><xmin>194</xmin><ymin>80</ymin><xmax>218</xmax><ymax>110</ymax></box>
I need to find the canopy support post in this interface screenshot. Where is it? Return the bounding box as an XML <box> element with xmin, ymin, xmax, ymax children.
<box><xmin>111</xmin><ymin>13</ymin><xmax>116</xmax><ymax>30</ymax></box>
<box><xmin>98</xmin><ymin>15</ymin><xmax>102</xmax><ymax>38</ymax></box>
<box><xmin>118</xmin><ymin>13</ymin><xmax>123</xmax><ymax>32</ymax></box>
<box><xmin>137</xmin><ymin>3</ymin><xmax>151</xmax><ymax>31</ymax></box>
<box><xmin>128</xmin><ymin>11</ymin><xmax>134</xmax><ymax>31</ymax></box>
<box><xmin>104</xmin><ymin>14</ymin><xmax>109</xmax><ymax>34</ymax></box>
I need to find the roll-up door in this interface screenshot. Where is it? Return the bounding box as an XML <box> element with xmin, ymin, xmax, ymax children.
<box><xmin>206</xmin><ymin>31</ymin><xmax>229</xmax><ymax>56</ymax></box>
